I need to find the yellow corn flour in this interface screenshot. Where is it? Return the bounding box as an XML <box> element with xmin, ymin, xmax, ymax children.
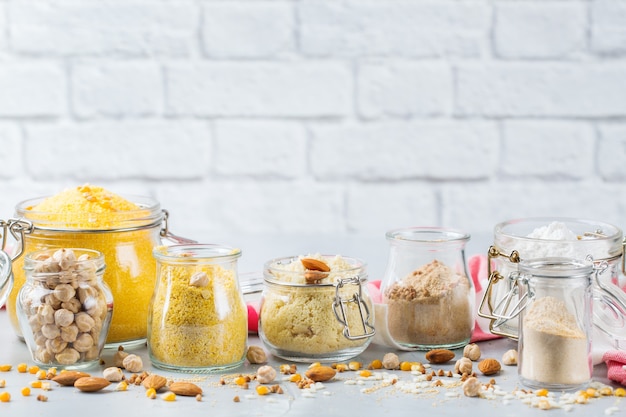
<box><xmin>8</xmin><ymin>184</ymin><xmax>159</xmax><ymax>344</ymax></box>
<box><xmin>148</xmin><ymin>261</ymin><xmax>247</xmax><ymax>367</ymax></box>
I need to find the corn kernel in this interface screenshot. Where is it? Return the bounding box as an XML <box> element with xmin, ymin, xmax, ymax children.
<box><xmin>370</xmin><ymin>359</ymin><xmax>383</xmax><ymax>370</ymax></box>
<box><xmin>599</xmin><ymin>387</ymin><xmax>613</xmax><ymax>396</ymax></box>
<box><xmin>17</xmin><ymin>363</ymin><xmax>27</xmax><ymax>373</ymax></box>
<box><xmin>41</xmin><ymin>382</ymin><xmax>51</xmax><ymax>391</ymax></box>
<box><xmin>289</xmin><ymin>374</ymin><xmax>302</xmax><ymax>383</ymax></box>
<box><xmin>0</xmin><ymin>392</ymin><xmax>10</xmax><ymax>402</ymax></box>
<box><xmin>36</xmin><ymin>370</ymin><xmax>47</xmax><ymax>380</ymax></box>
<box><xmin>536</xmin><ymin>389</ymin><xmax>549</xmax><ymax>397</ymax></box>
<box><xmin>28</xmin><ymin>366</ymin><xmax>39</xmax><ymax>375</ymax></box>
<box><xmin>115</xmin><ymin>381</ymin><xmax>128</xmax><ymax>391</ymax></box>
<box><xmin>234</xmin><ymin>376</ymin><xmax>247</xmax><ymax>386</ymax></box>
<box><xmin>0</xmin><ymin>380</ymin><xmax>5</xmax><ymax>388</ymax></box>
<box><xmin>161</xmin><ymin>392</ymin><xmax>176</xmax><ymax>402</ymax></box>
<box><xmin>21</xmin><ymin>387</ymin><xmax>31</xmax><ymax>397</ymax></box>
<box><xmin>615</xmin><ymin>388</ymin><xmax>626</xmax><ymax>397</ymax></box>
<box><xmin>146</xmin><ymin>388</ymin><xmax>157</xmax><ymax>398</ymax></box>
<box><xmin>537</xmin><ymin>399</ymin><xmax>551</xmax><ymax>410</ymax></box>
<box><xmin>585</xmin><ymin>388</ymin><xmax>598</xmax><ymax>398</ymax></box>
<box><xmin>348</xmin><ymin>362</ymin><xmax>362</xmax><ymax>371</ymax></box>
<box><xmin>399</xmin><ymin>362</ymin><xmax>413</xmax><ymax>372</ymax></box>
<box><xmin>335</xmin><ymin>364</ymin><xmax>348</xmax><ymax>373</ymax></box>
<box><xmin>30</xmin><ymin>381</ymin><xmax>42</xmax><ymax>389</ymax></box>
<box><xmin>0</xmin><ymin>365</ymin><xmax>12</xmax><ymax>372</ymax></box>
<box><xmin>256</xmin><ymin>385</ymin><xmax>271</xmax><ymax>396</ymax></box>
<box><xmin>47</xmin><ymin>368</ymin><xmax>57</xmax><ymax>377</ymax></box>
<box><xmin>308</xmin><ymin>362</ymin><xmax>321</xmax><ymax>369</ymax></box>
<box><xmin>279</xmin><ymin>365</ymin><xmax>291</xmax><ymax>374</ymax></box>
<box><xmin>575</xmin><ymin>395</ymin><xmax>588</xmax><ymax>404</ymax></box>
<box><xmin>359</xmin><ymin>370</ymin><xmax>372</xmax><ymax>378</ymax></box>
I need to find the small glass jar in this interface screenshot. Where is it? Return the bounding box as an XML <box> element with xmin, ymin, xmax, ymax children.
<box><xmin>479</xmin><ymin>217</ymin><xmax>625</xmax><ymax>343</ymax></box>
<box><xmin>16</xmin><ymin>248</ymin><xmax>113</xmax><ymax>369</ymax></box>
<box><xmin>381</xmin><ymin>227</ymin><xmax>474</xmax><ymax>350</ymax></box>
<box><xmin>148</xmin><ymin>244</ymin><xmax>248</xmax><ymax>373</ymax></box>
<box><xmin>515</xmin><ymin>258</ymin><xmax>593</xmax><ymax>390</ymax></box>
<box><xmin>0</xmin><ymin>249</ymin><xmax>12</xmax><ymax>308</ymax></box>
<box><xmin>8</xmin><ymin>191</ymin><xmax>189</xmax><ymax>348</ymax></box>
<box><xmin>259</xmin><ymin>255</ymin><xmax>375</xmax><ymax>362</ymax></box>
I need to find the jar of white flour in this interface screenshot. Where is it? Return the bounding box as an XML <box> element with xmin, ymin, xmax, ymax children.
<box><xmin>478</xmin><ymin>218</ymin><xmax>626</xmax><ymax>347</ymax></box>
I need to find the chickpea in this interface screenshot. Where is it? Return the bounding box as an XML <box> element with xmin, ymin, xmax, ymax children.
<box><xmin>256</xmin><ymin>366</ymin><xmax>277</xmax><ymax>384</ymax></box>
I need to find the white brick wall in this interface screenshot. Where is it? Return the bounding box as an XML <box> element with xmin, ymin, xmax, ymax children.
<box><xmin>2</xmin><ymin>0</ymin><xmax>626</xmax><ymax>260</ymax></box>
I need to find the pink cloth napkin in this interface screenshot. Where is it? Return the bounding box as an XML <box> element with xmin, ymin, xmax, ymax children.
<box><xmin>603</xmin><ymin>350</ymin><xmax>626</xmax><ymax>386</ymax></box>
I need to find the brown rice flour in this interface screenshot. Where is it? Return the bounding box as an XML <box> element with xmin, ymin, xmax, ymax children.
<box><xmin>520</xmin><ymin>296</ymin><xmax>589</xmax><ymax>385</ymax></box>
<box><xmin>384</xmin><ymin>260</ymin><xmax>472</xmax><ymax>346</ymax></box>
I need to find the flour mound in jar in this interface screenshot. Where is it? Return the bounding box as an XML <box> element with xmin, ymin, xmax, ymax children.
<box><xmin>521</xmin><ymin>296</ymin><xmax>590</xmax><ymax>385</ymax></box>
<box><xmin>384</xmin><ymin>260</ymin><xmax>472</xmax><ymax>347</ymax></box>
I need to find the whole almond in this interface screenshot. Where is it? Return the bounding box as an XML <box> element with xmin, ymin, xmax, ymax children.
<box><xmin>142</xmin><ymin>374</ymin><xmax>168</xmax><ymax>391</ymax></box>
<box><xmin>478</xmin><ymin>358</ymin><xmax>501</xmax><ymax>376</ymax></box>
<box><xmin>305</xmin><ymin>365</ymin><xmax>336</xmax><ymax>382</ymax></box>
<box><xmin>300</xmin><ymin>258</ymin><xmax>330</xmax><ymax>272</ymax></box>
<box><xmin>74</xmin><ymin>377</ymin><xmax>110</xmax><ymax>392</ymax></box>
<box><xmin>425</xmin><ymin>349</ymin><xmax>455</xmax><ymax>364</ymax></box>
<box><xmin>169</xmin><ymin>381</ymin><xmax>203</xmax><ymax>396</ymax></box>
<box><xmin>52</xmin><ymin>371</ymin><xmax>91</xmax><ymax>386</ymax></box>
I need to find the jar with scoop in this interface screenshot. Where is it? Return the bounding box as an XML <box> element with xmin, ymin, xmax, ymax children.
<box><xmin>380</xmin><ymin>227</ymin><xmax>475</xmax><ymax>350</ymax></box>
<box><xmin>5</xmin><ymin>185</ymin><xmax>192</xmax><ymax>348</ymax></box>
<box><xmin>259</xmin><ymin>254</ymin><xmax>375</xmax><ymax>362</ymax></box>
<box><xmin>147</xmin><ymin>244</ymin><xmax>248</xmax><ymax>373</ymax></box>
<box><xmin>478</xmin><ymin>217</ymin><xmax>626</xmax><ymax>349</ymax></box>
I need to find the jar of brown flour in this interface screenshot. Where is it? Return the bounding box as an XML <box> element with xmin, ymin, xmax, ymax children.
<box><xmin>380</xmin><ymin>227</ymin><xmax>474</xmax><ymax>350</ymax></box>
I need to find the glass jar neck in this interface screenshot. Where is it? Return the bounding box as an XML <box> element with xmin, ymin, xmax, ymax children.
<box><xmin>153</xmin><ymin>244</ymin><xmax>241</xmax><ymax>266</ymax></box>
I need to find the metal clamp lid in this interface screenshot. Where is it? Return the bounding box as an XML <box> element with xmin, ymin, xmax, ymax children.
<box><xmin>1</xmin><ymin>218</ymin><xmax>34</xmax><ymax>261</ymax></box>
<box><xmin>332</xmin><ymin>277</ymin><xmax>376</xmax><ymax>341</ymax></box>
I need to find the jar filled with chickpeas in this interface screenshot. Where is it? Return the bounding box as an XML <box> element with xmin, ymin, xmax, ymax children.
<box><xmin>16</xmin><ymin>248</ymin><xmax>113</xmax><ymax>369</ymax></box>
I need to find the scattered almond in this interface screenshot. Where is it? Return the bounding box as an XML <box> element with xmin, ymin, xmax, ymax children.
<box><xmin>305</xmin><ymin>366</ymin><xmax>336</xmax><ymax>382</ymax></box>
<box><xmin>142</xmin><ymin>374</ymin><xmax>168</xmax><ymax>391</ymax></box>
<box><xmin>52</xmin><ymin>371</ymin><xmax>91</xmax><ymax>386</ymax></box>
<box><xmin>425</xmin><ymin>349</ymin><xmax>455</xmax><ymax>364</ymax></box>
<box><xmin>168</xmin><ymin>381</ymin><xmax>202</xmax><ymax>397</ymax></box>
<box><xmin>478</xmin><ymin>358</ymin><xmax>501</xmax><ymax>376</ymax></box>
<box><xmin>74</xmin><ymin>377</ymin><xmax>110</xmax><ymax>392</ymax></box>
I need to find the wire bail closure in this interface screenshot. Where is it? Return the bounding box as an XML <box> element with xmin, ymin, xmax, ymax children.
<box><xmin>0</xmin><ymin>218</ymin><xmax>34</xmax><ymax>261</ymax></box>
<box><xmin>332</xmin><ymin>276</ymin><xmax>375</xmax><ymax>340</ymax></box>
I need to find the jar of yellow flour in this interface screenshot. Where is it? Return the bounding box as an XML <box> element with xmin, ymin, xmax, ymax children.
<box><xmin>7</xmin><ymin>185</ymin><xmax>188</xmax><ymax>348</ymax></box>
<box><xmin>148</xmin><ymin>244</ymin><xmax>247</xmax><ymax>372</ymax></box>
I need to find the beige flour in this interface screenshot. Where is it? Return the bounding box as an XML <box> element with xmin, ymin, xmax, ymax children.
<box><xmin>260</xmin><ymin>255</ymin><xmax>371</xmax><ymax>355</ymax></box>
<box><xmin>384</xmin><ymin>260</ymin><xmax>472</xmax><ymax>347</ymax></box>
<box><xmin>520</xmin><ymin>296</ymin><xmax>590</xmax><ymax>386</ymax></box>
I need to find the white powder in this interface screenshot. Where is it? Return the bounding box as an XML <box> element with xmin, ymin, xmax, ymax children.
<box><xmin>520</xmin><ymin>296</ymin><xmax>590</xmax><ymax>386</ymax></box>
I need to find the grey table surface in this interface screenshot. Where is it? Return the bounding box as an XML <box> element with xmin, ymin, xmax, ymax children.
<box><xmin>0</xmin><ymin>233</ymin><xmax>623</xmax><ymax>416</ymax></box>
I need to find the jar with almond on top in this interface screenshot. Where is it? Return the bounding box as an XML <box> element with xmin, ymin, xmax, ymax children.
<box><xmin>17</xmin><ymin>248</ymin><xmax>113</xmax><ymax>369</ymax></box>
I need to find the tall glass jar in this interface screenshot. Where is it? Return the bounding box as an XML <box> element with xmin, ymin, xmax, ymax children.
<box><xmin>381</xmin><ymin>227</ymin><xmax>474</xmax><ymax>350</ymax></box>
<box><xmin>148</xmin><ymin>244</ymin><xmax>248</xmax><ymax>373</ymax></box>
<box><xmin>515</xmin><ymin>258</ymin><xmax>593</xmax><ymax>390</ymax></box>
<box><xmin>16</xmin><ymin>248</ymin><xmax>113</xmax><ymax>369</ymax></box>
<box><xmin>259</xmin><ymin>255</ymin><xmax>375</xmax><ymax>362</ymax></box>
<box><xmin>479</xmin><ymin>217</ymin><xmax>625</xmax><ymax>345</ymax></box>
<box><xmin>7</xmin><ymin>191</ymin><xmax>187</xmax><ymax>348</ymax></box>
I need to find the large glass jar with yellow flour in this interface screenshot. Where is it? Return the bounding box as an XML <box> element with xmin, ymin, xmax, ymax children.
<box><xmin>7</xmin><ymin>185</ymin><xmax>183</xmax><ymax>348</ymax></box>
<box><xmin>148</xmin><ymin>244</ymin><xmax>248</xmax><ymax>373</ymax></box>
<box><xmin>259</xmin><ymin>255</ymin><xmax>375</xmax><ymax>362</ymax></box>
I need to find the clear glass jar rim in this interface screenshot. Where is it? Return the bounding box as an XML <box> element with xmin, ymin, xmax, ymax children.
<box><xmin>15</xmin><ymin>194</ymin><xmax>163</xmax><ymax>231</ymax></box>
<box><xmin>495</xmin><ymin>217</ymin><xmax>623</xmax><ymax>242</ymax></box>
<box><xmin>385</xmin><ymin>227</ymin><xmax>470</xmax><ymax>243</ymax></box>
<box><xmin>23</xmin><ymin>248</ymin><xmax>105</xmax><ymax>274</ymax></box>
<box><xmin>153</xmin><ymin>244</ymin><xmax>242</xmax><ymax>263</ymax></box>
<box><xmin>518</xmin><ymin>257</ymin><xmax>594</xmax><ymax>278</ymax></box>
<box><xmin>263</xmin><ymin>255</ymin><xmax>367</xmax><ymax>287</ymax></box>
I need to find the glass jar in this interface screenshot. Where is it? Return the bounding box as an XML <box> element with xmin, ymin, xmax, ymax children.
<box><xmin>7</xmin><ymin>193</ymin><xmax>188</xmax><ymax>348</ymax></box>
<box><xmin>259</xmin><ymin>255</ymin><xmax>375</xmax><ymax>362</ymax></box>
<box><xmin>16</xmin><ymin>248</ymin><xmax>113</xmax><ymax>369</ymax></box>
<box><xmin>381</xmin><ymin>227</ymin><xmax>474</xmax><ymax>350</ymax></box>
<box><xmin>513</xmin><ymin>258</ymin><xmax>593</xmax><ymax>390</ymax></box>
<box><xmin>148</xmin><ymin>244</ymin><xmax>248</xmax><ymax>373</ymax></box>
<box><xmin>479</xmin><ymin>217</ymin><xmax>626</xmax><ymax>345</ymax></box>
<box><xmin>0</xmin><ymin>249</ymin><xmax>12</xmax><ymax>308</ymax></box>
